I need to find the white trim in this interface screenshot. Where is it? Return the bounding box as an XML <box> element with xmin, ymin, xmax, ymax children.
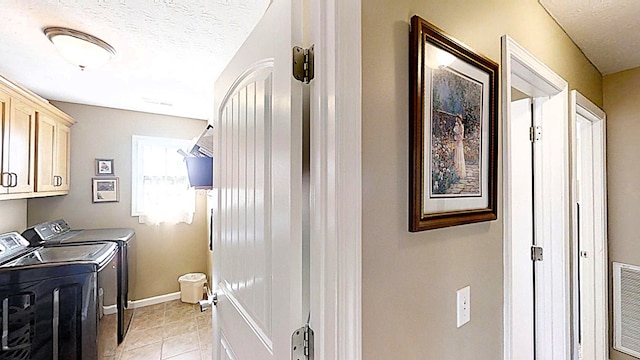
<box><xmin>128</xmin><ymin>291</ymin><xmax>181</xmax><ymax>308</ymax></box>
<box><xmin>569</xmin><ymin>90</ymin><xmax>608</xmax><ymax>360</ymax></box>
<box><xmin>103</xmin><ymin>304</ymin><xmax>117</xmax><ymax>315</ymax></box>
<box><xmin>574</xmin><ymin>91</ymin><xmax>605</xmax><ymax>120</ymax></box>
<box><xmin>505</xmin><ymin>38</ymin><xmax>565</xmax><ymax>97</ymax></box>
<box><xmin>502</xmin><ymin>35</ymin><xmax>570</xmax><ymax>360</ymax></box>
<box><xmin>309</xmin><ymin>0</ymin><xmax>362</xmax><ymax>359</ymax></box>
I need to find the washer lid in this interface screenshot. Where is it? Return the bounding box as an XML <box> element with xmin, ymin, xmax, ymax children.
<box><xmin>60</xmin><ymin>228</ymin><xmax>135</xmax><ymax>244</ymax></box>
<box><xmin>1</xmin><ymin>243</ymin><xmax>117</xmax><ymax>268</ymax></box>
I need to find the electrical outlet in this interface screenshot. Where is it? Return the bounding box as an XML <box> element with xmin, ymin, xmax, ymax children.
<box><xmin>457</xmin><ymin>286</ymin><xmax>471</xmax><ymax>328</ymax></box>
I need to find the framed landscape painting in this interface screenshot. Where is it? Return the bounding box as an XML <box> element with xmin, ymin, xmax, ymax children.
<box><xmin>409</xmin><ymin>15</ymin><xmax>498</xmax><ymax>231</ymax></box>
<box><xmin>92</xmin><ymin>177</ymin><xmax>119</xmax><ymax>203</ymax></box>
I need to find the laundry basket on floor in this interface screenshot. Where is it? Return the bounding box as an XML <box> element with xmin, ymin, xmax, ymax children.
<box><xmin>178</xmin><ymin>273</ymin><xmax>207</xmax><ymax>304</ymax></box>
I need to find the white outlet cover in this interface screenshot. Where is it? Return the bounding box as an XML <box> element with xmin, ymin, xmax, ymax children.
<box><xmin>457</xmin><ymin>286</ymin><xmax>471</xmax><ymax>328</ymax></box>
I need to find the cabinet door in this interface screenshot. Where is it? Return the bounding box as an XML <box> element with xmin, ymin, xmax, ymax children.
<box><xmin>0</xmin><ymin>92</ymin><xmax>7</xmax><ymax>194</ymax></box>
<box><xmin>56</xmin><ymin>123</ymin><xmax>70</xmax><ymax>191</ymax></box>
<box><xmin>5</xmin><ymin>99</ymin><xmax>36</xmax><ymax>194</ymax></box>
<box><xmin>36</xmin><ymin>114</ymin><xmax>70</xmax><ymax>193</ymax></box>
<box><xmin>36</xmin><ymin>113</ymin><xmax>57</xmax><ymax>192</ymax></box>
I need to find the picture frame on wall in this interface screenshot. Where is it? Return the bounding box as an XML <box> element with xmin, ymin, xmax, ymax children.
<box><xmin>409</xmin><ymin>15</ymin><xmax>498</xmax><ymax>231</ymax></box>
<box><xmin>95</xmin><ymin>158</ymin><xmax>115</xmax><ymax>176</ymax></box>
<box><xmin>92</xmin><ymin>177</ymin><xmax>119</xmax><ymax>203</ymax></box>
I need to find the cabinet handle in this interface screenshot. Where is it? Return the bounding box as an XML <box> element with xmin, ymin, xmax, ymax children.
<box><xmin>53</xmin><ymin>175</ymin><xmax>60</xmax><ymax>187</ymax></box>
<box><xmin>2</xmin><ymin>298</ymin><xmax>8</xmax><ymax>350</ymax></box>
<box><xmin>53</xmin><ymin>289</ymin><xmax>59</xmax><ymax>359</ymax></box>
<box><xmin>0</xmin><ymin>173</ymin><xmax>9</xmax><ymax>188</ymax></box>
<box><xmin>9</xmin><ymin>173</ymin><xmax>17</xmax><ymax>188</ymax></box>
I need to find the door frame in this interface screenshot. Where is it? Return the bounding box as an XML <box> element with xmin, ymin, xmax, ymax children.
<box><xmin>569</xmin><ymin>90</ymin><xmax>608</xmax><ymax>360</ymax></box>
<box><xmin>502</xmin><ymin>35</ymin><xmax>571</xmax><ymax>360</ymax></box>
<box><xmin>309</xmin><ymin>0</ymin><xmax>362</xmax><ymax>359</ymax></box>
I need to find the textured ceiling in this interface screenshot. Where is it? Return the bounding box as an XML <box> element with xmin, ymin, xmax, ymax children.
<box><xmin>540</xmin><ymin>0</ymin><xmax>640</xmax><ymax>75</ymax></box>
<box><xmin>0</xmin><ymin>0</ymin><xmax>270</xmax><ymax>120</ymax></box>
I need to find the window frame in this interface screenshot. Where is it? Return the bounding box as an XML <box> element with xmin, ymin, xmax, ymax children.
<box><xmin>131</xmin><ymin>135</ymin><xmax>192</xmax><ymax>217</ymax></box>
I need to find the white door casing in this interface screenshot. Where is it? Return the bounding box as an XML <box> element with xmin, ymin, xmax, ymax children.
<box><xmin>569</xmin><ymin>90</ymin><xmax>608</xmax><ymax>360</ymax></box>
<box><xmin>212</xmin><ymin>0</ymin><xmax>304</xmax><ymax>358</ymax></box>
<box><xmin>308</xmin><ymin>0</ymin><xmax>362</xmax><ymax>359</ymax></box>
<box><xmin>502</xmin><ymin>35</ymin><xmax>570</xmax><ymax>360</ymax></box>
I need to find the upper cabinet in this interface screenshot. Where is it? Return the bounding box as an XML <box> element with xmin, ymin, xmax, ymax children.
<box><xmin>3</xmin><ymin>97</ymin><xmax>36</xmax><ymax>194</ymax></box>
<box><xmin>0</xmin><ymin>92</ymin><xmax>7</xmax><ymax>191</ymax></box>
<box><xmin>0</xmin><ymin>75</ymin><xmax>75</xmax><ymax>200</ymax></box>
<box><xmin>36</xmin><ymin>113</ymin><xmax>71</xmax><ymax>192</ymax></box>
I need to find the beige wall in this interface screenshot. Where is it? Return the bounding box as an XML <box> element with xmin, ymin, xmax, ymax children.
<box><xmin>603</xmin><ymin>67</ymin><xmax>640</xmax><ymax>360</ymax></box>
<box><xmin>27</xmin><ymin>102</ymin><xmax>209</xmax><ymax>300</ymax></box>
<box><xmin>0</xmin><ymin>199</ymin><xmax>26</xmax><ymax>233</ymax></box>
<box><xmin>362</xmin><ymin>0</ymin><xmax>602</xmax><ymax>358</ymax></box>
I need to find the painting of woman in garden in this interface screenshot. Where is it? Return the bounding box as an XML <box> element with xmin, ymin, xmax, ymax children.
<box><xmin>453</xmin><ymin>116</ymin><xmax>466</xmax><ymax>179</ymax></box>
<box><xmin>430</xmin><ymin>67</ymin><xmax>482</xmax><ymax>197</ymax></box>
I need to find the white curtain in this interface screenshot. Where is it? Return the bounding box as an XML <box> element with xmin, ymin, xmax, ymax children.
<box><xmin>134</xmin><ymin>137</ymin><xmax>195</xmax><ymax>225</ymax></box>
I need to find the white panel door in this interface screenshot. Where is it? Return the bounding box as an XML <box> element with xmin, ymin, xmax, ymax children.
<box><xmin>212</xmin><ymin>0</ymin><xmax>304</xmax><ymax>359</ymax></box>
<box><xmin>509</xmin><ymin>95</ymin><xmax>570</xmax><ymax>360</ymax></box>
<box><xmin>534</xmin><ymin>93</ymin><xmax>570</xmax><ymax>360</ymax></box>
<box><xmin>576</xmin><ymin>115</ymin><xmax>596</xmax><ymax>359</ymax></box>
<box><xmin>509</xmin><ymin>98</ymin><xmax>535</xmax><ymax>360</ymax></box>
<box><xmin>574</xmin><ymin>97</ymin><xmax>607</xmax><ymax>360</ymax></box>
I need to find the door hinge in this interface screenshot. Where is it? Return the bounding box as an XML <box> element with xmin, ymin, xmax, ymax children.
<box><xmin>530</xmin><ymin>126</ymin><xmax>542</xmax><ymax>142</ymax></box>
<box><xmin>291</xmin><ymin>323</ymin><xmax>314</xmax><ymax>360</ymax></box>
<box><xmin>531</xmin><ymin>246</ymin><xmax>543</xmax><ymax>262</ymax></box>
<box><xmin>293</xmin><ymin>45</ymin><xmax>315</xmax><ymax>84</ymax></box>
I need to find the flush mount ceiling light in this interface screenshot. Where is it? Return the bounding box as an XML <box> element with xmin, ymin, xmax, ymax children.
<box><xmin>44</xmin><ymin>27</ymin><xmax>116</xmax><ymax>70</ymax></box>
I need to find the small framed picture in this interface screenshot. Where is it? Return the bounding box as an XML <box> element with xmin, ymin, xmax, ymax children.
<box><xmin>92</xmin><ymin>177</ymin><xmax>119</xmax><ymax>203</ymax></box>
<box><xmin>95</xmin><ymin>159</ymin><xmax>115</xmax><ymax>176</ymax></box>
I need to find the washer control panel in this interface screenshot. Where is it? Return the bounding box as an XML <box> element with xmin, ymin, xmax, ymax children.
<box><xmin>33</xmin><ymin>219</ymin><xmax>71</xmax><ymax>240</ymax></box>
<box><xmin>0</xmin><ymin>232</ymin><xmax>30</xmax><ymax>263</ymax></box>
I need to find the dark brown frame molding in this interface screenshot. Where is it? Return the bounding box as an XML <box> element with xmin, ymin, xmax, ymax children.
<box><xmin>409</xmin><ymin>15</ymin><xmax>499</xmax><ymax>231</ymax></box>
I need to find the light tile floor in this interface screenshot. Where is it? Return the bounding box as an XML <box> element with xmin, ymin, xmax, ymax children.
<box><xmin>115</xmin><ymin>300</ymin><xmax>213</xmax><ymax>360</ymax></box>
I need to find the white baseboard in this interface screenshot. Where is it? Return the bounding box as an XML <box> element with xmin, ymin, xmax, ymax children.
<box><xmin>128</xmin><ymin>292</ymin><xmax>181</xmax><ymax>309</ymax></box>
<box><xmin>103</xmin><ymin>304</ymin><xmax>117</xmax><ymax>315</ymax></box>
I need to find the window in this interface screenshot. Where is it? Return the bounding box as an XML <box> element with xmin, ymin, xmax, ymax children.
<box><xmin>132</xmin><ymin>135</ymin><xmax>195</xmax><ymax>225</ymax></box>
